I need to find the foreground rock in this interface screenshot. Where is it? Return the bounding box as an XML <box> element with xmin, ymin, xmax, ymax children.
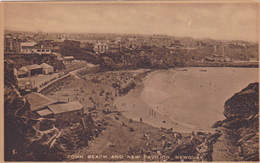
<box><xmin>213</xmin><ymin>82</ymin><xmax>259</xmax><ymax>161</ymax></box>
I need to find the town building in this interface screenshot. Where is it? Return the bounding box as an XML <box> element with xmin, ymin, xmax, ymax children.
<box><xmin>46</xmin><ymin>102</ymin><xmax>84</xmax><ymax>127</ymax></box>
<box><xmin>63</xmin><ymin>56</ymin><xmax>75</xmax><ymax>62</ymax></box>
<box><xmin>93</xmin><ymin>42</ymin><xmax>109</xmax><ymax>54</ymax></box>
<box><xmin>19</xmin><ymin>64</ymin><xmax>43</xmax><ymax>77</ymax></box>
<box><xmin>17</xmin><ymin>63</ymin><xmax>54</xmax><ymax>77</ymax></box>
<box><xmin>147</xmin><ymin>35</ymin><xmax>172</xmax><ymax>47</ymax></box>
<box><xmin>17</xmin><ymin>78</ymin><xmax>34</xmax><ymax>92</ymax></box>
<box><xmin>51</xmin><ymin>39</ymin><xmax>65</xmax><ymax>51</ymax></box>
<box><xmin>17</xmin><ymin>69</ymin><xmax>29</xmax><ymax>78</ymax></box>
<box><xmin>20</xmin><ymin>42</ymin><xmax>52</xmax><ymax>55</ymax></box>
<box><xmin>40</xmin><ymin>63</ymin><xmax>54</xmax><ymax>74</ymax></box>
<box><xmin>24</xmin><ymin>92</ymin><xmax>57</xmax><ymax>111</ymax></box>
<box><xmin>108</xmin><ymin>44</ymin><xmax>120</xmax><ymax>53</ymax></box>
<box><xmin>24</xmin><ymin>92</ymin><xmax>84</xmax><ymax>128</ymax></box>
<box><xmin>127</xmin><ymin>37</ymin><xmax>143</xmax><ymax>48</ymax></box>
<box><xmin>4</xmin><ymin>34</ymin><xmax>21</xmax><ymax>52</ymax></box>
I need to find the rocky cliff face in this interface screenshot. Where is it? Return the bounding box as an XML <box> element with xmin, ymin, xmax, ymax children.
<box><xmin>213</xmin><ymin>82</ymin><xmax>259</xmax><ymax>161</ymax></box>
<box><xmin>4</xmin><ymin>60</ymin><xmax>100</xmax><ymax>161</ymax></box>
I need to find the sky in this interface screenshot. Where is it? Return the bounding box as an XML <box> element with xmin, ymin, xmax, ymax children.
<box><xmin>4</xmin><ymin>2</ymin><xmax>259</xmax><ymax>42</ymax></box>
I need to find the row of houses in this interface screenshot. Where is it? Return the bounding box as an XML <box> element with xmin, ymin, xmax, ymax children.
<box><xmin>4</xmin><ymin>34</ymin><xmax>81</xmax><ymax>55</ymax></box>
<box><xmin>121</xmin><ymin>35</ymin><xmax>173</xmax><ymax>48</ymax></box>
<box><xmin>92</xmin><ymin>35</ymin><xmax>176</xmax><ymax>54</ymax></box>
<box><xmin>6</xmin><ymin>33</ymin><xmax>174</xmax><ymax>55</ymax></box>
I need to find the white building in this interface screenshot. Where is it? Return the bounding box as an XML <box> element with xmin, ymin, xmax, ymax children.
<box><xmin>93</xmin><ymin>42</ymin><xmax>109</xmax><ymax>54</ymax></box>
<box><xmin>21</xmin><ymin>42</ymin><xmax>52</xmax><ymax>55</ymax></box>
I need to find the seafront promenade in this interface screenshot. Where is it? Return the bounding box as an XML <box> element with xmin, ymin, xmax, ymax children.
<box><xmin>188</xmin><ymin>60</ymin><xmax>258</xmax><ymax>67</ymax></box>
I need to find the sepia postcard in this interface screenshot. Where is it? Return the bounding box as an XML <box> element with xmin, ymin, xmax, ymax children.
<box><xmin>1</xmin><ymin>1</ymin><xmax>259</xmax><ymax>162</ymax></box>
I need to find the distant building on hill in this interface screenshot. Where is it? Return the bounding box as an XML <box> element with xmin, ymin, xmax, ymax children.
<box><xmin>94</xmin><ymin>42</ymin><xmax>109</xmax><ymax>54</ymax></box>
<box><xmin>21</xmin><ymin>42</ymin><xmax>52</xmax><ymax>55</ymax></box>
<box><xmin>147</xmin><ymin>35</ymin><xmax>172</xmax><ymax>47</ymax></box>
<box><xmin>63</xmin><ymin>56</ymin><xmax>75</xmax><ymax>62</ymax></box>
<box><xmin>108</xmin><ymin>44</ymin><xmax>120</xmax><ymax>53</ymax></box>
<box><xmin>4</xmin><ymin>34</ymin><xmax>21</xmax><ymax>52</ymax></box>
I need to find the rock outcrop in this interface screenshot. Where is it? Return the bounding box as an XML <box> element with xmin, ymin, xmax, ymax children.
<box><xmin>213</xmin><ymin>82</ymin><xmax>259</xmax><ymax>161</ymax></box>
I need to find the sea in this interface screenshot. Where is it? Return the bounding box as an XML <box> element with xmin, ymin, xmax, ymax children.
<box><xmin>141</xmin><ymin>67</ymin><xmax>259</xmax><ymax>131</ymax></box>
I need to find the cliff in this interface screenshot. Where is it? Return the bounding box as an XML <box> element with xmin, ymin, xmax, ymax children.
<box><xmin>213</xmin><ymin>82</ymin><xmax>259</xmax><ymax>161</ymax></box>
<box><xmin>4</xmin><ymin>61</ymin><xmax>99</xmax><ymax>161</ymax></box>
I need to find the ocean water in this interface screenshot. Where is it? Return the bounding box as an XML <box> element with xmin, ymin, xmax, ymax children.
<box><xmin>141</xmin><ymin>67</ymin><xmax>258</xmax><ymax>131</ymax></box>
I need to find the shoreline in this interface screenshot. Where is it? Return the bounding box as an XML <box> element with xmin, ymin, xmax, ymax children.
<box><xmin>43</xmin><ymin>67</ymin><xmax>257</xmax><ymax>161</ymax></box>
<box><xmin>114</xmin><ymin>67</ymin><xmax>258</xmax><ymax>133</ymax></box>
<box><xmin>114</xmin><ymin>68</ymin><xmax>214</xmax><ymax>133</ymax></box>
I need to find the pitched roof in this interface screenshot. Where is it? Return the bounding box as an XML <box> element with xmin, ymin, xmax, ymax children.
<box><xmin>47</xmin><ymin>102</ymin><xmax>83</xmax><ymax>114</ymax></box>
<box><xmin>17</xmin><ymin>70</ymin><xmax>27</xmax><ymax>75</ymax></box>
<box><xmin>24</xmin><ymin>92</ymin><xmax>57</xmax><ymax>111</ymax></box>
<box><xmin>40</xmin><ymin>63</ymin><xmax>53</xmax><ymax>68</ymax></box>
<box><xmin>63</xmin><ymin>56</ymin><xmax>74</xmax><ymax>60</ymax></box>
<box><xmin>21</xmin><ymin>42</ymin><xmax>37</xmax><ymax>47</ymax></box>
<box><xmin>95</xmin><ymin>42</ymin><xmax>108</xmax><ymax>46</ymax></box>
<box><xmin>37</xmin><ymin>109</ymin><xmax>53</xmax><ymax>117</ymax></box>
<box><xmin>21</xmin><ymin>64</ymin><xmax>43</xmax><ymax>70</ymax></box>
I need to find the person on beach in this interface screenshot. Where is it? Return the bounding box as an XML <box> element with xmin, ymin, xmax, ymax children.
<box><xmin>154</xmin><ymin>112</ymin><xmax>156</xmax><ymax>118</ymax></box>
<box><xmin>140</xmin><ymin>117</ymin><xmax>143</xmax><ymax>123</ymax></box>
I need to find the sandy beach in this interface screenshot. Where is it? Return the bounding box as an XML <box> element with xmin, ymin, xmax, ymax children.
<box><xmin>37</xmin><ymin>66</ymin><xmax>258</xmax><ymax>161</ymax></box>
<box><xmin>115</xmin><ymin>67</ymin><xmax>258</xmax><ymax>132</ymax></box>
<box><xmin>44</xmin><ymin>69</ymin><xmax>198</xmax><ymax>161</ymax></box>
<box><xmin>48</xmin><ymin>66</ymin><xmax>257</xmax><ymax>133</ymax></box>
<box><xmin>114</xmin><ymin>75</ymin><xmax>196</xmax><ymax>132</ymax></box>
